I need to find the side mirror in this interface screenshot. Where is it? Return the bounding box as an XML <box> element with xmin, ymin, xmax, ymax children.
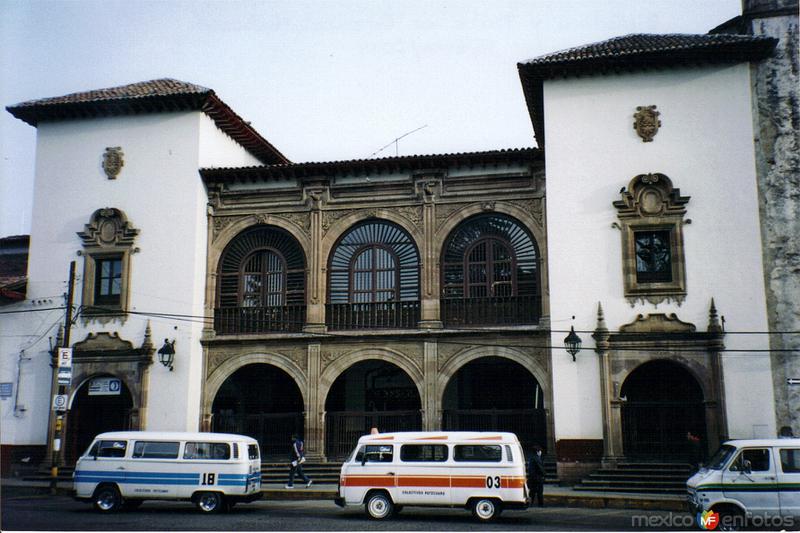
<box><xmin>742</xmin><ymin>459</ymin><xmax>752</xmax><ymax>475</ymax></box>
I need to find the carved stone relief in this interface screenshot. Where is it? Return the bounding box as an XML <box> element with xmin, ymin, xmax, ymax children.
<box><xmin>102</xmin><ymin>147</ymin><xmax>124</xmax><ymax>180</ymax></box>
<box><xmin>434</xmin><ymin>203</ymin><xmax>469</xmax><ymax>231</ymax></box>
<box><xmin>507</xmin><ymin>198</ymin><xmax>544</xmax><ymax>226</ymax></box>
<box><xmin>633</xmin><ymin>105</ymin><xmax>661</xmax><ymax>142</ymax></box>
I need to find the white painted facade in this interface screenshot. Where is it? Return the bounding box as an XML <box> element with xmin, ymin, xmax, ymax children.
<box><xmin>544</xmin><ymin>63</ymin><xmax>776</xmax><ymax>442</ymax></box>
<box><xmin>1</xmin><ymin>111</ymin><xmax>261</xmax><ymax>448</ymax></box>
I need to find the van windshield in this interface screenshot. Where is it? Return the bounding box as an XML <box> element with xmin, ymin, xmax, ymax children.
<box><xmin>706</xmin><ymin>444</ymin><xmax>736</xmax><ymax>470</ymax></box>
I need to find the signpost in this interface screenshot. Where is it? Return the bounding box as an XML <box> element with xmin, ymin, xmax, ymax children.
<box><xmin>88</xmin><ymin>377</ymin><xmax>122</xmax><ymax>396</ymax></box>
<box><xmin>788</xmin><ymin>378</ymin><xmax>800</xmax><ymax>386</ymax></box>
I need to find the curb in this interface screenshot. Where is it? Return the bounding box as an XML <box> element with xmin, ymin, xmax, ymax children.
<box><xmin>260</xmin><ymin>488</ymin><xmax>687</xmax><ymax>512</ymax></box>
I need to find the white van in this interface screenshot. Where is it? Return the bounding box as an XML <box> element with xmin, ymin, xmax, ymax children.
<box><xmin>687</xmin><ymin>438</ymin><xmax>800</xmax><ymax>529</ymax></box>
<box><xmin>73</xmin><ymin>431</ymin><xmax>262</xmax><ymax>513</ymax></box>
<box><xmin>334</xmin><ymin>431</ymin><xmax>530</xmax><ymax>521</ymax></box>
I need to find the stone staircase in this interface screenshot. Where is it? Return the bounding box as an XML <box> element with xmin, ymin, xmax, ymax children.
<box><xmin>573</xmin><ymin>462</ymin><xmax>693</xmax><ymax>494</ymax></box>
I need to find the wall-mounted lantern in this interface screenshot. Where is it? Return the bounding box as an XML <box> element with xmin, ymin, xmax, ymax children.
<box><xmin>564</xmin><ymin>326</ymin><xmax>582</xmax><ymax>362</ymax></box>
<box><xmin>157</xmin><ymin>339</ymin><xmax>175</xmax><ymax>371</ymax></box>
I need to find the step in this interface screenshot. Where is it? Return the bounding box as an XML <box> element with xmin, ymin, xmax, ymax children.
<box><xmin>588</xmin><ymin>472</ymin><xmax>689</xmax><ymax>480</ymax></box>
<box><xmin>573</xmin><ymin>486</ymin><xmax>685</xmax><ymax>494</ymax></box>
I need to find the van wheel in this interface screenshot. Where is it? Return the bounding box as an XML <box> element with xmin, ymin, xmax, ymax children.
<box><xmin>365</xmin><ymin>492</ymin><xmax>393</xmax><ymax>520</ymax></box>
<box><xmin>195</xmin><ymin>492</ymin><xmax>224</xmax><ymax>513</ymax></box>
<box><xmin>93</xmin><ymin>485</ymin><xmax>122</xmax><ymax>513</ymax></box>
<box><xmin>472</xmin><ymin>498</ymin><xmax>500</xmax><ymax>521</ymax></box>
<box><xmin>715</xmin><ymin>507</ymin><xmax>745</xmax><ymax>531</ymax></box>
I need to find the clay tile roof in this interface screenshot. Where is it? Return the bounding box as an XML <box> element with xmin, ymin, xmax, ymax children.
<box><xmin>517</xmin><ymin>32</ymin><xmax>777</xmax><ymax>148</ymax></box>
<box><xmin>6</xmin><ymin>79</ymin><xmax>288</xmax><ymax>165</ymax></box>
<box><xmin>200</xmin><ymin>147</ymin><xmax>541</xmax><ymax>183</ymax></box>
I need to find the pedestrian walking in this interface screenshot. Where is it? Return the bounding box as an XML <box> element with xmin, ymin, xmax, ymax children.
<box><xmin>285</xmin><ymin>434</ymin><xmax>312</xmax><ymax>489</ymax></box>
<box><xmin>528</xmin><ymin>445</ymin><xmax>546</xmax><ymax>507</ymax></box>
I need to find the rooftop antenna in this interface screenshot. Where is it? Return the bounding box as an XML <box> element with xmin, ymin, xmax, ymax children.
<box><xmin>370</xmin><ymin>124</ymin><xmax>428</xmax><ymax>158</ymax></box>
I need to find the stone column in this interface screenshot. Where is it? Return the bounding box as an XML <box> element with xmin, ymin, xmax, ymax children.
<box><xmin>593</xmin><ymin>303</ymin><xmax>623</xmax><ymax>466</ymax></box>
<box><xmin>422</xmin><ymin>341</ymin><xmax>440</xmax><ymax>430</ymax></box>
<box><xmin>305</xmin><ymin>191</ymin><xmax>326</xmax><ymax>333</ymax></box>
<box><xmin>305</xmin><ymin>343</ymin><xmax>324</xmax><ymax>460</ymax></box>
<box><xmin>417</xmin><ymin>177</ymin><xmax>443</xmax><ymax>329</ymax></box>
<box><xmin>706</xmin><ymin>298</ymin><xmax>727</xmax><ymax>455</ymax></box>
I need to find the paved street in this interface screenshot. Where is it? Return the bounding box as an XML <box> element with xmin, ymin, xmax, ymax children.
<box><xmin>1</xmin><ymin>494</ymin><xmax>692</xmax><ymax>531</ymax></box>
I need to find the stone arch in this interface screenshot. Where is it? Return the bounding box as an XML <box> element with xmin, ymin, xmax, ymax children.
<box><xmin>319</xmin><ymin>347</ymin><xmax>424</xmax><ymax>410</ymax></box>
<box><xmin>207</xmin><ymin>217</ymin><xmax>312</xmax><ymax>311</ymax></box>
<box><xmin>619</xmin><ymin>357</ymin><xmax>709</xmax><ymax>460</ymax></box>
<box><xmin>68</xmin><ymin>372</ymin><xmax>136</xmax><ymax>410</ymax></box>
<box><xmin>204</xmin><ymin>353</ymin><xmax>308</xmax><ymax>414</ymax></box>
<box><xmin>434</xmin><ymin>202</ymin><xmax>545</xmax><ymax>260</ymax></box>
<box><xmin>619</xmin><ymin>356</ymin><xmax>712</xmax><ymax>404</ymax></box>
<box><xmin>320</xmin><ymin>211</ymin><xmax>424</xmax><ymax>270</ymax></box>
<box><xmin>437</xmin><ymin>345</ymin><xmax>549</xmax><ymax>404</ymax></box>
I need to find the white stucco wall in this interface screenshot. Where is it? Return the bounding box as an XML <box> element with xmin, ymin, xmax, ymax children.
<box><xmin>198</xmin><ymin>114</ymin><xmax>264</xmax><ymax>168</ymax></box>
<box><xmin>543</xmin><ymin>63</ymin><xmax>776</xmax><ymax>442</ymax></box>
<box><xmin>2</xmin><ymin>110</ymin><xmax>269</xmax><ymax>447</ymax></box>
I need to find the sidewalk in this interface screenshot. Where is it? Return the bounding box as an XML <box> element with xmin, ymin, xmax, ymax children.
<box><xmin>2</xmin><ymin>478</ymin><xmax>687</xmax><ymax>512</ymax></box>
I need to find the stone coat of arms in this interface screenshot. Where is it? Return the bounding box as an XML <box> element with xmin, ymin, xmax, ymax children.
<box><xmin>102</xmin><ymin>147</ymin><xmax>124</xmax><ymax>179</ymax></box>
<box><xmin>633</xmin><ymin>105</ymin><xmax>661</xmax><ymax>142</ymax></box>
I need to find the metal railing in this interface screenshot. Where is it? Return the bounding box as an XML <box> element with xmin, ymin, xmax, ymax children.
<box><xmin>214</xmin><ymin>305</ymin><xmax>306</xmax><ymax>335</ymax></box>
<box><xmin>442</xmin><ymin>408</ymin><xmax>548</xmax><ymax>453</ymax></box>
<box><xmin>441</xmin><ymin>295</ymin><xmax>540</xmax><ymax>327</ymax></box>
<box><xmin>326</xmin><ymin>301</ymin><xmax>420</xmax><ymax>330</ymax></box>
<box><xmin>212</xmin><ymin>412</ymin><xmax>304</xmax><ymax>460</ymax></box>
<box><xmin>325</xmin><ymin>410</ymin><xmax>422</xmax><ymax>460</ymax></box>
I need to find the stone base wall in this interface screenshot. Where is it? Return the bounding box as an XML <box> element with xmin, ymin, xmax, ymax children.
<box><xmin>749</xmin><ymin>5</ymin><xmax>800</xmax><ymax>436</ymax></box>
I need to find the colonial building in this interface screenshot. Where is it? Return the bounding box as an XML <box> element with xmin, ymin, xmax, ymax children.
<box><xmin>2</xmin><ymin>0</ymin><xmax>797</xmax><ymax>482</ymax></box>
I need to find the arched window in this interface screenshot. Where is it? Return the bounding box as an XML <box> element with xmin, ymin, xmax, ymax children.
<box><xmin>216</xmin><ymin>226</ymin><xmax>306</xmax><ymax>333</ymax></box>
<box><xmin>441</xmin><ymin>213</ymin><xmax>539</xmax><ymax>325</ymax></box>
<box><xmin>327</xmin><ymin>220</ymin><xmax>420</xmax><ymax>329</ymax></box>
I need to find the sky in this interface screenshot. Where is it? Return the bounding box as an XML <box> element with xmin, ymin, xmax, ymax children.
<box><xmin>0</xmin><ymin>0</ymin><xmax>742</xmax><ymax>238</ymax></box>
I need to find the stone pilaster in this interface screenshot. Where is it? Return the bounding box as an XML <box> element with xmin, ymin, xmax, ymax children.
<box><xmin>417</xmin><ymin>177</ymin><xmax>443</xmax><ymax>329</ymax></box>
<box><xmin>593</xmin><ymin>303</ymin><xmax>622</xmax><ymax>466</ymax></box>
<box><xmin>305</xmin><ymin>195</ymin><xmax>326</xmax><ymax>333</ymax></box>
<box><xmin>422</xmin><ymin>341</ymin><xmax>440</xmax><ymax>430</ymax></box>
<box><xmin>305</xmin><ymin>343</ymin><xmax>324</xmax><ymax>459</ymax></box>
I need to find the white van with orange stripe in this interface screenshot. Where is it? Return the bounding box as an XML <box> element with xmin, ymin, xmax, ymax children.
<box><xmin>334</xmin><ymin>431</ymin><xmax>529</xmax><ymax>521</ymax></box>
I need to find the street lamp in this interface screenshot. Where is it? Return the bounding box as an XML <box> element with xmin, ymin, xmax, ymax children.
<box><xmin>158</xmin><ymin>339</ymin><xmax>175</xmax><ymax>371</ymax></box>
<box><xmin>564</xmin><ymin>326</ymin><xmax>582</xmax><ymax>362</ymax></box>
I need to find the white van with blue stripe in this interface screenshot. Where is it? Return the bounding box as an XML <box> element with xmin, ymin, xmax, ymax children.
<box><xmin>74</xmin><ymin>431</ymin><xmax>261</xmax><ymax>513</ymax></box>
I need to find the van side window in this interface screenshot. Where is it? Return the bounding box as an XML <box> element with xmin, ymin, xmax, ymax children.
<box><xmin>400</xmin><ymin>444</ymin><xmax>448</xmax><ymax>462</ymax></box>
<box><xmin>132</xmin><ymin>441</ymin><xmax>180</xmax><ymax>459</ymax></box>
<box><xmin>184</xmin><ymin>442</ymin><xmax>230</xmax><ymax>460</ymax></box>
<box><xmin>780</xmin><ymin>449</ymin><xmax>800</xmax><ymax>473</ymax></box>
<box><xmin>233</xmin><ymin>443</ymin><xmax>239</xmax><ymax>459</ymax></box>
<box><xmin>730</xmin><ymin>448</ymin><xmax>770</xmax><ymax>472</ymax></box>
<box><xmin>356</xmin><ymin>445</ymin><xmax>394</xmax><ymax>463</ymax></box>
<box><xmin>454</xmin><ymin>445</ymin><xmax>502</xmax><ymax>462</ymax></box>
<box><xmin>505</xmin><ymin>445</ymin><xmax>514</xmax><ymax>462</ymax></box>
<box><xmin>97</xmin><ymin>440</ymin><xmax>127</xmax><ymax>458</ymax></box>
<box><xmin>85</xmin><ymin>441</ymin><xmax>99</xmax><ymax>458</ymax></box>
<box><xmin>248</xmin><ymin>444</ymin><xmax>259</xmax><ymax>460</ymax></box>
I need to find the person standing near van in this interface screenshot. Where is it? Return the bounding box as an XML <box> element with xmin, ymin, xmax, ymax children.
<box><xmin>528</xmin><ymin>445</ymin><xmax>545</xmax><ymax>507</ymax></box>
<box><xmin>286</xmin><ymin>434</ymin><xmax>312</xmax><ymax>489</ymax></box>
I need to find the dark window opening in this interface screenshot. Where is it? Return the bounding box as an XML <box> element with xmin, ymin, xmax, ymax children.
<box><xmin>635</xmin><ymin>230</ymin><xmax>672</xmax><ymax>283</ymax></box>
<box><xmin>94</xmin><ymin>256</ymin><xmax>122</xmax><ymax>306</ymax></box>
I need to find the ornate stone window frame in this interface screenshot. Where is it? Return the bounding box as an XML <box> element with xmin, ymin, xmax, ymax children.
<box><xmin>613</xmin><ymin>173</ymin><xmax>690</xmax><ymax>306</ymax></box>
<box><xmin>77</xmin><ymin>208</ymin><xmax>139</xmax><ymax>320</ymax></box>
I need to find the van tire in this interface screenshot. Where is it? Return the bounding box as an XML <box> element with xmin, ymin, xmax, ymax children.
<box><xmin>712</xmin><ymin>505</ymin><xmax>745</xmax><ymax>531</ymax></box>
<box><xmin>93</xmin><ymin>484</ymin><xmax>122</xmax><ymax>513</ymax></box>
<box><xmin>194</xmin><ymin>491</ymin><xmax>224</xmax><ymax>513</ymax></box>
<box><xmin>365</xmin><ymin>491</ymin><xmax>393</xmax><ymax>520</ymax></box>
<box><xmin>471</xmin><ymin>498</ymin><xmax>500</xmax><ymax>521</ymax></box>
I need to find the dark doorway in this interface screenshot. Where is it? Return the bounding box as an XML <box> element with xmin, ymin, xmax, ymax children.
<box><xmin>621</xmin><ymin>360</ymin><xmax>706</xmax><ymax>461</ymax></box>
<box><xmin>212</xmin><ymin>364</ymin><xmax>304</xmax><ymax>460</ymax></box>
<box><xmin>324</xmin><ymin>360</ymin><xmax>421</xmax><ymax>460</ymax></box>
<box><xmin>442</xmin><ymin>357</ymin><xmax>546</xmax><ymax>454</ymax></box>
<box><xmin>66</xmin><ymin>375</ymin><xmax>133</xmax><ymax>464</ymax></box>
